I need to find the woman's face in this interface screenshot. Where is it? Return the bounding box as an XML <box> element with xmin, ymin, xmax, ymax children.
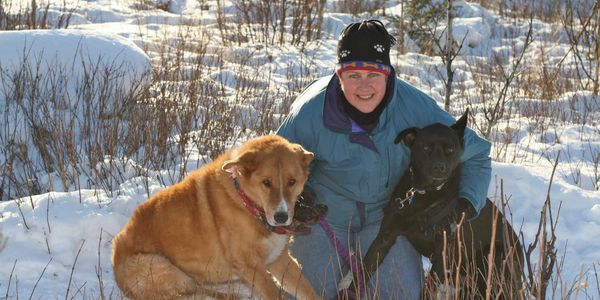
<box><xmin>339</xmin><ymin>70</ymin><xmax>387</xmax><ymax>113</ymax></box>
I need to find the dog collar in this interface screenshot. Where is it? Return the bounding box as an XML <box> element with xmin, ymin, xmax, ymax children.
<box><xmin>226</xmin><ymin>170</ymin><xmax>303</xmax><ymax>235</ymax></box>
<box><xmin>394</xmin><ymin>182</ymin><xmax>446</xmax><ymax>210</ymax></box>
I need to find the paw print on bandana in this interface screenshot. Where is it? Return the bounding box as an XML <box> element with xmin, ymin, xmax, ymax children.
<box><xmin>374</xmin><ymin>44</ymin><xmax>385</xmax><ymax>53</ymax></box>
<box><xmin>339</xmin><ymin>50</ymin><xmax>350</xmax><ymax>58</ymax></box>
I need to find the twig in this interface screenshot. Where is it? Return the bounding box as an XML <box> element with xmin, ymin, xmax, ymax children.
<box><xmin>15</xmin><ymin>199</ymin><xmax>30</xmax><ymax>230</ymax></box>
<box><xmin>96</xmin><ymin>228</ymin><xmax>106</xmax><ymax>300</ymax></box>
<box><xmin>485</xmin><ymin>201</ymin><xmax>499</xmax><ymax>300</ymax></box>
<box><xmin>69</xmin><ymin>282</ymin><xmax>87</xmax><ymax>300</ymax></box>
<box><xmin>46</xmin><ymin>193</ymin><xmax>51</xmax><ymax>234</ymax></box>
<box><xmin>525</xmin><ymin>150</ymin><xmax>561</xmax><ymax>299</ymax></box>
<box><xmin>442</xmin><ymin>230</ymin><xmax>450</xmax><ymax>300</ymax></box>
<box><xmin>28</xmin><ymin>194</ymin><xmax>35</xmax><ymax>210</ymax></box>
<box><xmin>593</xmin><ymin>263</ymin><xmax>600</xmax><ymax>296</ymax></box>
<box><xmin>65</xmin><ymin>239</ymin><xmax>86</xmax><ymax>300</ymax></box>
<box><xmin>44</xmin><ymin>229</ymin><xmax>51</xmax><ymax>254</ymax></box>
<box><xmin>28</xmin><ymin>257</ymin><xmax>53</xmax><ymax>300</ymax></box>
<box><xmin>453</xmin><ymin>213</ymin><xmax>465</xmax><ymax>300</ymax></box>
<box><xmin>5</xmin><ymin>260</ymin><xmax>17</xmax><ymax>299</ymax></box>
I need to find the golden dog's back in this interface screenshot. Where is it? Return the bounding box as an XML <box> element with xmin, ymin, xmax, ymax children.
<box><xmin>112</xmin><ymin>156</ymin><xmax>234</xmax><ymax>288</ymax></box>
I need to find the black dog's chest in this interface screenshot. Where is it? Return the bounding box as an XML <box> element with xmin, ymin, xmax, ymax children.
<box><xmin>385</xmin><ymin>182</ymin><xmax>460</xmax><ymax>256</ymax></box>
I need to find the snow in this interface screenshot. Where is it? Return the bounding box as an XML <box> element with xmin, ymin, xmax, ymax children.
<box><xmin>0</xmin><ymin>0</ymin><xmax>599</xmax><ymax>299</ymax></box>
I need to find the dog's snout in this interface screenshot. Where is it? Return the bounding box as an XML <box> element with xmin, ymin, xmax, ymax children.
<box><xmin>274</xmin><ymin>212</ymin><xmax>288</xmax><ymax>224</ymax></box>
<box><xmin>433</xmin><ymin>163</ymin><xmax>447</xmax><ymax>173</ymax></box>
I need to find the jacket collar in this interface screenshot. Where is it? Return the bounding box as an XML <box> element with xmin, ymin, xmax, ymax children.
<box><xmin>322</xmin><ymin>69</ymin><xmax>396</xmax><ymax>151</ymax></box>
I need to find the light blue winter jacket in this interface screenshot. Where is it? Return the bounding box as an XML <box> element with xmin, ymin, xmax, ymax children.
<box><xmin>276</xmin><ymin>72</ymin><xmax>491</xmax><ymax>227</ymax></box>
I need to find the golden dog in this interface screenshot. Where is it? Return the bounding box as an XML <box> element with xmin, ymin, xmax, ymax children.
<box><xmin>112</xmin><ymin>135</ymin><xmax>319</xmax><ymax>300</ymax></box>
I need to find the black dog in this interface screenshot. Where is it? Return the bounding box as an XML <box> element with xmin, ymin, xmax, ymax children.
<box><xmin>354</xmin><ymin>111</ymin><xmax>523</xmax><ymax>299</ymax></box>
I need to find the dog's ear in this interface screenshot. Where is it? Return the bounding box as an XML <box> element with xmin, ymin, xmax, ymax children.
<box><xmin>294</xmin><ymin>145</ymin><xmax>314</xmax><ymax>170</ymax></box>
<box><xmin>451</xmin><ymin>108</ymin><xmax>469</xmax><ymax>145</ymax></box>
<box><xmin>394</xmin><ymin>127</ymin><xmax>418</xmax><ymax>147</ymax></box>
<box><xmin>222</xmin><ymin>150</ymin><xmax>257</xmax><ymax>176</ymax></box>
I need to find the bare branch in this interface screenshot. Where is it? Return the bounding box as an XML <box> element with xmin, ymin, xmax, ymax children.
<box><xmin>65</xmin><ymin>240</ymin><xmax>86</xmax><ymax>300</ymax></box>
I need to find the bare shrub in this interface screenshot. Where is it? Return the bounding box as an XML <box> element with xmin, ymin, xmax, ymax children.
<box><xmin>523</xmin><ymin>153</ymin><xmax>561</xmax><ymax>299</ymax></box>
<box><xmin>394</xmin><ymin>0</ymin><xmax>446</xmax><ymax>55</ymax></box>
<box><xmin>590</xmin><ymin>140</ymin><xmax>600</xmax><ymax>190</ymax></box>
<box><xmin>333</xmin><ymin>0</ymin><xmax>387</xmax><ymax>17</ymax></box>
<box><xmin>0</xmin><ymin>58</ymin><xmax>148</xmax><ymax>200</ymax></box>
<box><xmin>562</xmin><ymin>0</ymin><xmax>600</xmax><ymax>95</ymax></box>
<box><xmin>137</xmin><ymin>26</ymin><xmax>236</xmax><ymax>185</ymax></box>
<box><xmin>473</xmin><ymin>0</ymin><xmax>571</xmax><ymax>23</ymax></box>
<box><xmin>216</xmin><ymin>0</ymin><xmax>326</xmax><ymax>48</ymax></box>
<box><xmin>0</xmin><ymin>0</ymin><xmax>74</xmax><ymax>30</ymax></box>
<box><xmin>131</xmin><ymin>0</ymin><xmax>172</xmax><ymax>12</ymax></box>
<box><xmin>519</xmin><ymin>42</ymin><xmax>573</xmax><ymax>102</ymax></box>
<box><xmin>430</xmin><ymin>0</ymin><xmax>468</xmax><ymax>111</ymax></box>
<box><xmin>0</xmin><ymin>11</ymin><xmax>317</xmax><ymax>200</ymax></box>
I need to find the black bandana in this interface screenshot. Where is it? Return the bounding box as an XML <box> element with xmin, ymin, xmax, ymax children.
<box><xmin>339</xmin><ymin>88</ymin><xmax>387</xmax><ymax>132</ymax></box>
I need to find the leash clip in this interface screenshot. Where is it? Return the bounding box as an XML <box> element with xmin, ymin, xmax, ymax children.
<box><xmin>395</xmin><ymin>188</ymin><xmax>416</xmax><ymax>209</ymax></box>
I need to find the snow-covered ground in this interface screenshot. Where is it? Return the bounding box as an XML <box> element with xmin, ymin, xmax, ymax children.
<box><xmin>0</xmin><ymin>0</ymin><xmax>599</xmax><ymax>299</ymax></box>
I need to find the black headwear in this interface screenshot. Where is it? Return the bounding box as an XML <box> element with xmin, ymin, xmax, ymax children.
<box><xmin>337</xmin><ymin>19</ymin><xmax>396</xmax><ymax>66</ymax></box>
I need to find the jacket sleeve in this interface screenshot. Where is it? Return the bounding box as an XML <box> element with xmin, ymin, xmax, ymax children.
<box><xmin>276</xmin><ymin>102</ymin><xmax>319</xmax><ymax>177</ymax></box>
<box><xmin>457</xmin><ymin>127</ymin><xmax>492</xmax><ymax>214</ymax></box>
<box><xmin>276</xmin><ymin>113</ymin><xmax>298</xmax><ymax>143</ymax></box>
<box><xmin>276</xmin><ymin>102</ymin><xmax>313</xmax><ymax>151</ymax></box>
<box><xmin>276</xmin><ymin>77</ymin><xmax>326</xmax><ymax>151</ymax></box>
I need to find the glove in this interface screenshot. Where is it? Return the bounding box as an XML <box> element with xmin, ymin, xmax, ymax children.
<box><xmin>289</xmin><ymin>187</ymin><xmax>328</xmax><ymax>234</ymax></box>
<box><xmin>427</xmin><ymin>197</ymin><xmax>475</xmax><ymax>230</ymax></box>
<box><xmin>455</xmin><ymin>197</ymin><xmax>476</xmax><ymax>220</ymax></box>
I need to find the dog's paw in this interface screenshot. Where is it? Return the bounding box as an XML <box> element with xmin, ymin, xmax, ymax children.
<box><xmin>294</xmin><ymin>203</ymin><xmax>328</xmax><ymax>225</ymax></box>
<box><xmin>286</xmin><ymin>222</ymin><xmax>312</xmax><ymax>235</ymax></box>
<box><xmin>294</xmin><ymin>186</ymin><xmax>327</xmax><ymax>224</ymax></box>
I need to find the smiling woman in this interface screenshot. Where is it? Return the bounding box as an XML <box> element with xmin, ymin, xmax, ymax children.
<box><xmin>276</xmin><ymin>19</ymin><xmax>492</xmax><ymax>299</ymax></box>
<box><xmin>338</xmin><ymin>70</ymin><xmax>387</xmax><ymax>113</ymax></box>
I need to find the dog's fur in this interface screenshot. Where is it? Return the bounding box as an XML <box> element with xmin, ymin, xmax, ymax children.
<box><xmin>359</xmin><ymin>111</ymin><xmax>524</xmax><ymax>298</ymax></box>
<box><xmin>112</xmin><ymin>135</ymin><xmax>319</xmax><ymax>300</ymax></box>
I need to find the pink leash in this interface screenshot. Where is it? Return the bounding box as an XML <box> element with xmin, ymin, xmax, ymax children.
<box><xmin>318</xmin><ymin>218</ymin><xmax>365</xmax><ymax>298</ymax></box>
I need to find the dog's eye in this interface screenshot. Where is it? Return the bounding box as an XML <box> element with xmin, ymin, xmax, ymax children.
<box><xmin>423</xmin><ymin>145</ymin><xmax>432</xmax><ymax>153</ymax></box>
<box><xmin>288</xmin><ymin>179</ymin><xmax>296</xmax><ymax>187</ymax></box>
<box><xmin>262</xmin><ymin>179</ymin><xmax>271</xmax><ymax>188</ymax></box>
<box><xmin>446</xmin><ymin>147</ymin><xmax>454</xmax><ymax>154</ymax></box>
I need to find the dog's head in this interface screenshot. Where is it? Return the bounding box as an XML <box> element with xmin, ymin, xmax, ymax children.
<box><xmin>394</xmin><ymin>110</ymin><xmax>468</xmax><ymax>189</ymax></box>
<box><xmin>222</xmin><ymin>135</ymin><xmax>314</xmax><ymax>227</ymax></box>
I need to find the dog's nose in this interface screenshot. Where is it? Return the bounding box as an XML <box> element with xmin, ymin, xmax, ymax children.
<box><xmin>274</xmin><ymin>212</ymin><xmax>288</xmax><ymax>224</ymax></box>
<box><xmin>433</xmin><ymin>163</ymin><xmax>447</xmax><ymax>173</ymax></box>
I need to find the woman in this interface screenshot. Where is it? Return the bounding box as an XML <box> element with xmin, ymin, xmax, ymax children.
<box><xmin>277</xmin><ymin>20</ymin><xmax>491</xmax><ymax>299</ymax></box>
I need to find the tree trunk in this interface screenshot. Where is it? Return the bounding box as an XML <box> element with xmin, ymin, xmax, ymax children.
<box><xmin>444</xmin><ymin>0</ymin><xmax>454</xmax><ymax>112</ymax></box>
<box><xmin>279</xmin><ymin>0</ymin><xmax>287</xmax><ymax>45</ymax></box>
<box><xmin>304</xmin><ymin>0</ymin><xmax>312</xmax><ymax>43</ymax></box>
<box><xmin>398</xmin><ymin>0</ymin><xmax>405</xmax><ymax>54</ymax></box>
<box><xmin>315</xmin><ymin>0</ymin><xmax>326</xmax><ymax>40</ymax></box>
<box><xmin>594</xmin><ymin>7</ymin><xmax>600</xmax><ymax>95</ymax></box>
